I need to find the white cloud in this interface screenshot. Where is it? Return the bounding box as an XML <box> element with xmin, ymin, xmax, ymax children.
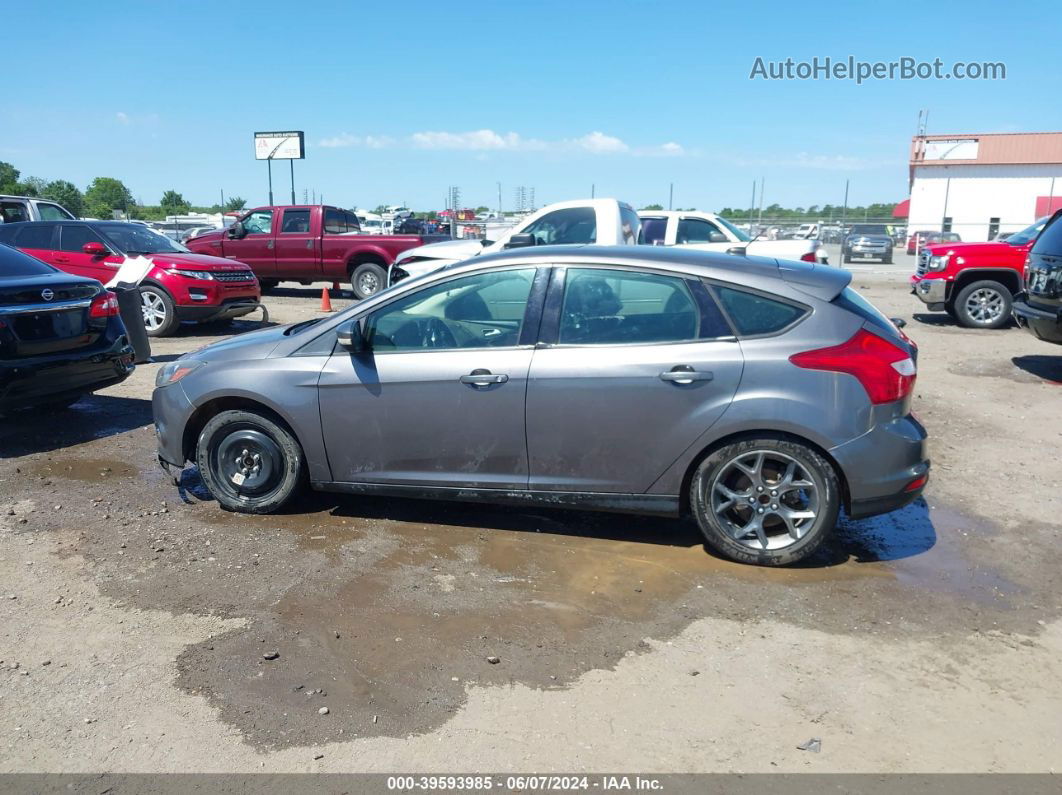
<box><xmin>574</xmin><ymin>131</ymin><xmax>629</xmax><ymax>153</ymax></box>
<box><xmin>315</xmin><ymin>128</ymin><xmax>686</xmax><ymax>157</ymax></box>
<box><xmin>729</xmin><ymin>152</ymin><xmax>897</xmax><ymax>171</ymax></box>
<box><xmin>115</xmin><ymin>112</ymin><xmax>129</xmax><ymax>124</ymax></box>
<box><xmin>318</xmin><ymin>133</ymin><xmax>394</xmax><ymax>148</ymax></box>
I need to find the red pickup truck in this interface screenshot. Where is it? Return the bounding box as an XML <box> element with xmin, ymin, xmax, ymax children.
<box><xmin>186</xmin><ymin>205</ymin><xmax>447</xmax><ymax>299</ymax></box>
<box><xmin>910</xmin><ymin>217</ymin><xmax>1046</xmax><ymax>328</ymax></box>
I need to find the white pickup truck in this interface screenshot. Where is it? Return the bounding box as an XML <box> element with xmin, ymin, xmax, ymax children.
<box><xmin>639</xmin><ymin>211</ymin><xmax>828</xmax><ymax>264</ymax></box>
<box><xmin>388</xmin><ymin>198</ymin><xmax>640</xmax><ymax>285</ymax></box>
<box><xmin>0</xmin><ymin>194</ymin><xmax>76</xmax><ymax>223</ymax></box>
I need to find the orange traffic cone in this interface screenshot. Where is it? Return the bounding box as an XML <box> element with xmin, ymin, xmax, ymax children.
<box><xmin>319</xmin><ymin>286</ymin><xmax>334</xmax><ymax>313</ymax></box>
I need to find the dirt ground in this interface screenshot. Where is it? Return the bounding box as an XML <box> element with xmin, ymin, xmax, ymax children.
<box><xmin>2</xmin><ymin>263</ymin><xmax>1062</xmax><ymax>774</ymax></box>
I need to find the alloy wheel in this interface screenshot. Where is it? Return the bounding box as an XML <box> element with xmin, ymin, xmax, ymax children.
<box><xmin>964</xmin><ymin>288</ymin><xmax>1005</xmax><ymax>324</ymax></box>
<box><xmin>357</xmin><ymin>270</ymin><xmax>380</xmax><ymax>295</ymax></box>
<box><xmin>708</xmin><ymin>450</ymin><xmax>819</xmax><ymax>551</ymax></box>
<box><xmin>141</xmin><ymin>290</ymin><xmax>168</xmax><ymax>331</ymax></box>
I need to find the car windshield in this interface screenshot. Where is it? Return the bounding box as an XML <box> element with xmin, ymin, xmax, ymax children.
<box><xmin>715</xmin><ymin>216</ymin><xmax>751</xmax><ymax>242</ymax></box>
<box><xmin>100</xmin><ymin>224</ymin><xmax>191</xmax><ymax>255</ymax></box>
<box><xmin>851</xmin><ymin>225</ymin><xmax>887</xmax><ymax>235</ymax></box>
<box><xmin>1004</xmin><ymin>218</ymin><xmax>1047</xmax><ymax>246</ymax></box>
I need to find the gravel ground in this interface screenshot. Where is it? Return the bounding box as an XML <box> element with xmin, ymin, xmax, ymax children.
<box><xmin>2</xmin><ymin>270</ymin><xmax>1061</xmax><ymax>773</ymax></box>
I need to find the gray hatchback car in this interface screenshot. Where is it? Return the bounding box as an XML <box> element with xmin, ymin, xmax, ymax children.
<box><xmin>153</xmin><ymin>246</ymin><xmax>928</xmax><ymax>566</ymax></box>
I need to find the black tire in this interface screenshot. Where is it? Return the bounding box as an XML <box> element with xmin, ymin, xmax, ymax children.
<box><xmin>196</xmin><ymin>409</ymin><xmax>305</xmax><ymax>514</ymax></box>
<box><xmin>139</xmin><ymin>284</ymin><xmax>180</xmax><ymax>337</ymax></box>
<box><xmin>689</xmin><ymin>437</ymin><xmax>840</xmax><ymax>566</ymax></box>
<box><xmin>944</xmin><ymin>303</ymin><xmax>959</xmax><ymax>322</ymax></box>
<box><xmin>351</xmin><ymin>261</ymin><xmax>386</xmax><ymax>300</ymax></box>
<box><xmin>258</xmin><ymin>278</ymin><xmax>279</xmax><ymax>292</ymax></box>
<box><xmin>883</xmin><ymin>254</ymin><xmax>893</xmax><ymax>264</ymax></box>
<box><xmin>953</xmin><ymin>279</ymin><xmax>1012</xmax><ymax>329</ymax></box>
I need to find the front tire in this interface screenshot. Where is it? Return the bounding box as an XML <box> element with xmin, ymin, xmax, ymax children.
<box><xmin>196</xmin><ymin>410</ymin><xmax>305</xmax><ymax>514</ymax></box>
<box><xmin>689</xmin><ymin>437</ymin><xmax>840</xmax><ymax>566</ymax></box>
<box><xmin>954</xmin><ymin>280</ymin><xmax>1012</xmax><ymax>329</ymax></box>
<box><xmin>139</xmin><ymin>284</ymin><xmax>180</xmax><ymax>337</ymax></box>
<box><xmin>351</xmin><ymin>262</ymin><xmax>386</xmax><ymax>299</ymax></box>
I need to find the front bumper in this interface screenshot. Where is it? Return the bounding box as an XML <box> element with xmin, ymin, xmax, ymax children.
<box><xmin>831</xmin><ymin>413</ymin><xmax>930</xmax><ymax>520</ymax></box>
<box><xmin>910</xmin><ymin>275</ymin><xmax>949</xmax><ymax>308</ymax></box>
<box><xmin>152</xmin><ymin>380</ymin><xmax>196</xmax><ymax>469</ymax></box>
<box><xmin>176</xmin><ymin>300</ymin><xmax>268</xmax><ymax>324</ymax></box>
<box><xmin>1013</xmin><ymin>297</ymin><xmax>1062</xmax><ymax>344</ymax></box>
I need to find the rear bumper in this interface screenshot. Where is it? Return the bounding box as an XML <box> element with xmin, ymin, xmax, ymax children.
<box><xmin>830</xmin><ymin>413</ymin><xmax>930</xmax><ymax>520</ymax></box>
<box><xmin>1013</xmin><ymin>297</ymin><xmax>1062</xmax><ymax>344</ymax></box>
<box><xmin>0</xmin><ymin>337</ymin><xmax>135</xmax><ymax>411</ymax></box>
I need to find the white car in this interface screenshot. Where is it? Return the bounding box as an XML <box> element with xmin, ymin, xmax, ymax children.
<box><xmin>639</xmin><ymin>211</ymin><xmax>828</xmax><ymax>264</ymax></box>
<box><xmin>389</xmin><ymin>199</ymin><xmax>640</xmax><ymax>285</ymax></box>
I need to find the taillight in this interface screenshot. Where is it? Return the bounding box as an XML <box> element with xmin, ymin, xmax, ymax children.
<box><xmin>789</xmin><ymin>328</ymin><xmax>916</xmax><ymax>405</ymax></box>
<box><xmin>800</xmin><ymin>251</ymin><xmax>816</xmax><ymax>262</ymax></box>
<box><xmin>89</xmin><ymin>291</ymin><xmax>120</xmax><ymax>318</ymax></box>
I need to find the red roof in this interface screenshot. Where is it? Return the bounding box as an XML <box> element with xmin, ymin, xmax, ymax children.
<box><xmin>892</xmin><ymin>199</ymin><xmax>910</xmax><ymax>218</ymax></box>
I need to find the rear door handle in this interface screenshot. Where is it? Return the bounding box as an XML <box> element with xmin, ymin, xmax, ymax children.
<box><xmin>53</xmin><ymin>255</ymin><xmax>70</xmax><ymax>263</ymax></box>
<box><xmin>660</xmin><ymin>366</ymin><xmax>713</xmax><ymax>384</ymax></box>
<box><xmin>460</xmin><ymin>369</ymin><xmax>509</xmax><ymax>387</ymax></box>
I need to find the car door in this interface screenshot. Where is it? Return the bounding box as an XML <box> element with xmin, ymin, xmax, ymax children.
<box><xmin>223</xmin><ymin>209</ymin><xmax>277</xmax><ymax>276</ymax></box>
<box><xmin>525</xmin><ymin>265</ymin><xmax>744</xmax><ymax>493</ymax></box>
<box><xmin>54</xmin><ymin>224</ymin><xmax>119</xmax><ymax>283</ymax></box>
<box><xmin>317</xmin><ymin>266</ymin><xmax>546</xmax><ymax>488</ymax></box>
<box><xmin>274</xmin><ymin>207</ymin><xmax>319</xmax><ymax>279</ymax></box>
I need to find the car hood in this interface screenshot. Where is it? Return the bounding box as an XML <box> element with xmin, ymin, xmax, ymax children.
<box><xmin>182</xmin><ymin>323</ymin><xmax>293</xmax><ymax>363</ymax></box>
<box><xmin>923</xmin><ymin>240</ymin><xmax>1016</xmax><ymax>258</ymax></box>
<box><xmin>139</xmin><ymin>252</ymin><xmax>250</xmax><ymax>270</ymax></box>
<box><xmin>395</xmin><ymin>238</ymin><xmax>484</xmax><ymax>264</ymax></box>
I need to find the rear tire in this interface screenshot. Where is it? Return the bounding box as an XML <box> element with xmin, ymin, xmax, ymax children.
<box><xmin>351</xmin><ymin>262</ymin><xmax>386</xmax><ymax>300</ymax></box>
<box><xmin>954</xmin><ymin>280</ymin><xmax>1012</xmax><ymax>329</ymax></box>
<box><xmin>196</xmin><ymin>409</ymin><xmax>305</xmax><ymax>514</ymax></box>
<box><xmin>139</xmin><ymin>284</ymin><xmax>180</xmax><ymax>337</ymax></box>
<box><xmin>689</xmin><ymin>437</ymin><xmax>840</xmax><ymax>566</ymax></box>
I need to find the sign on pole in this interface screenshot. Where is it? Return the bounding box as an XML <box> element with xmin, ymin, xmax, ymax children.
<box><xmin>254</xmin><ymin>131</ymin><xmax>305</xmax><ymax>160</ymax></box>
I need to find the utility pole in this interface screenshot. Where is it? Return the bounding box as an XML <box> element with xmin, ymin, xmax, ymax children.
<box><xmin>497</xmin><ymin>181</ymin><xmax>502</xmax><ymax>215</ymax></box>
<box><xmin>841</xmin><ymin>179</ymin><xmax>850</xmax><ymax>231</ymax></box>
<box><xmin>668</xmin><ymin>183</ymin><xmax>674</xmax><ymax>211</ymax></box>
<box><xmin>290</xmin><ymin>160</ymin><xmax>296</xmax><ymax>205</ymax></box>
<box><xmin>749</xmin><ymin>180</ymin><xmax>756</xmax><ymax>228</ymax></box>
<box><xmin>591</xmin><ymin>183</ymin><xmax>595</xmax><ymax>199</ymax></box>
<box><xmin>757</xmin><ymin>177</ymin><xmax>765</xmax><ymax>228</ymax></box>
<box><xmin>267</xmin><ymin>160</ymin><xmax>274</xmax><ymax>205</ymax></box>
<box><xmin>220</xmin><ymin>189</ymin><xmax>225</xmax><ymax>213</ymax></box>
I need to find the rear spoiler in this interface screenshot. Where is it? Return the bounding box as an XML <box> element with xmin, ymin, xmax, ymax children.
<box><xmin>776</xmin><ymin>259</ymin><xmax>851</xmax><ymax>302</ymax></box>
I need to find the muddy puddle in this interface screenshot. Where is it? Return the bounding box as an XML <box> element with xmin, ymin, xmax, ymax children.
<box><xmin>175</xmin><ymin>486</ymin><xmax>1021</xmax><ymax>749</ymax></box>
<box><xmin>27</xmin><ymin>456</ymin><xmax>141</xmax><ymax>482</ymax></box>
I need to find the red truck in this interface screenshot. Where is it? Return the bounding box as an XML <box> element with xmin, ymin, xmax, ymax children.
<box><xmin>909</xmin><ymin>217</ymin><xmax>1046</xmax><ymax>328</ymax></box>
<box><xmin>186</xmin><ymin>205</ymin><xmax>447</xmax><ymax>299</ymax></box>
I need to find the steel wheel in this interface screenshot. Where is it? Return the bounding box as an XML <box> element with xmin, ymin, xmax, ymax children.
<box><xmin>357</xmin><ymin>269</ymin><xmax>380</xmax><ymax>295</ymax></box>
<box><xmin>708</xmin><ymin>449</ymin><xmax>820</xmax><ymax>551</ymax></box>
<box><xmin>964</xmin><ymin>287</ymin><xmax>1005</xmax><ymax>324</ymax></box>
<box><xmin>212</xmin><ymin>428</ymin><xmax>284</xmax><ymax>500</ymax></box>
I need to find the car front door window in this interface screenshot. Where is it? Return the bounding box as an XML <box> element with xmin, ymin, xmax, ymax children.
<box><xmin>367</xmin><ymin>268</ymin><xmax>537</xmax><ymax>351</ymax></box>
<box><xmin>520</xmin><ymin>208</ymin><xmax>597</xmax><ymax>245</ymax></box>
<box><xmin>242</xmin><ymin>210</ymin><xmax>273</xmax><ymax>234</ymax></box>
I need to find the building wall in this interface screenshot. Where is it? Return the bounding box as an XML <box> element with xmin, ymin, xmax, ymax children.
<box><xmin>907</xmin><ymin>163</ymin><xmax>1062</xmax><ymax>241</ymax></box>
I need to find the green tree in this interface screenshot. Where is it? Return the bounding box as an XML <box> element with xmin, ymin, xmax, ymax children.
<box><xmin>42</xmin><ymin>180</ymin><xmax>84</xmax><ymax>217</ymax></box>
<box><xmin>640</xmin><ymin>203</ymin><xmax>664</xmax><ymax>211</ymax></box>
<box><xmin>474</xmin><ymin>205</ymin><xmax>489</xmax><ymax>214</ymax></box>
<box><xmin>19</xmin><ymin>176</ymin><xmax>46</xmax><ymax>197</ymax></box>
<box><xmin>160</xmin><ymin>190</ymin><xmax>191</xmax><ymax>214</ymax></box>
<box><xmin>0</xmin><ymin>161</ymin><xmax>21</xmax><ymax>194</ymax></box>
<box><xmin>84</xmin><ymin>177</ymin><xmax>134</xmax><ymax>219</ymax></box>
<box><xmin>223</xmin><ymin>196</ymin><xmax>246</xmax><ymax>212</ymax></box>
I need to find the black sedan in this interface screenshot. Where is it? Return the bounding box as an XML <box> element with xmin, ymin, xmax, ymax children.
<box><xmin>0</xmin><ymin>242</ymin><xmax>134</xmax><ymax>414</ymax></box>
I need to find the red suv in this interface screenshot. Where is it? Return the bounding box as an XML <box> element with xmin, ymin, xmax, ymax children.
<box><xmin>0</xmin><ymin>221</ymin><xmax>262</xmax><ymax>336</ymax></box>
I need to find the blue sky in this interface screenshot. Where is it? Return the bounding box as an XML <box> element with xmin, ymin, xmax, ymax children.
<box><xmin>3</xmin><ymin>0</ymin><xmax>1057</xmax><ymax>212</ymax></box>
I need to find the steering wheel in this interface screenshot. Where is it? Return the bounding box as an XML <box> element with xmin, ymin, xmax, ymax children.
<box><xmin>419</xmin><ymin>317</ymin><xmax>457</xmax><ymax>348</ymax></box>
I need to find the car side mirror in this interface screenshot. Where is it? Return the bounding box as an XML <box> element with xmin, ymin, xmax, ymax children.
<box><xmin>228</xmin><ymin>221</ymin><xmax>246</xmax><ymax>239</ymax></box>
<box><xmin>709</xmin><ymin>232</ymin><xmax>728</xmax><ymax>243</ymax></box>
<box><xmin>726</xmin><ymin>245</ymin><xmax>747</xmax><ymax>257</ymax></box>
<box><xmin>337</xmin><ymin>317</ymin><xmax>369</xmax><ymax>352</ymax></box>
<box><xmin>504</xmin><ymin>233</ymin><xmax>535</xmax><ymax>249</ymax></box>
<box><xmin>82</xmin><ymin>242</ymin><xmax>108</xmax><ymax>257</ymax></box>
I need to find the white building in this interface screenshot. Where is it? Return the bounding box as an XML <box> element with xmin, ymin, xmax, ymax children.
<box><xmin>906</xmin><ymin>132</ymin><xmax>1062</xmax><ymax>242</ymax></box>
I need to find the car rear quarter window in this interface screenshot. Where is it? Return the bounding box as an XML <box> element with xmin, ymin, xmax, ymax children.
<box><xmin>715</xmin><ymin>286</ymin><xmax>807</xmax><ymax>336</ymax></box>
<box><xmin>0</xmin><ymin>243</ymin><xmax>57</xmax><ymax>276</ymax></box>
<box><xmin>1</xmin><ymin>201</ymin><xmax>30</xmax><ymax>224</ymax></box>
<box><xmin>1032</xmin><ymin>213</ymin><xmax>1062</xmax><ymax>256</ymax></box>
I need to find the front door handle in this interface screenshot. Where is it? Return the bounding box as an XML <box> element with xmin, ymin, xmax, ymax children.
<box><xmin>659</xmin><ymin>365</ymin><xmax>713</xmax><ymax>384</ymax></box>
<box><xmin>460</xmin><ymin>368</ymin><xmax>509</xmax><ymax>387</ymax></box>
<box><xmin>53</xmin><ymin>255</ymin><xmax>70</xmax><ymax>264</ymax></box>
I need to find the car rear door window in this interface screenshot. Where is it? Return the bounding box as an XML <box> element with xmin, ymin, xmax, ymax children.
<box><xmin>14</xmin><ymin>225</ymin><xmax>56</xmax><ymax>249</ymax></box>
<box><xmin>280</xmin><ymin>209</ymin><xmax>311</xmax><ymax>233</ymax></box>
<box><xmin>558</xmin><ymin>268</ymin><xmax>730</xmax><ymax>345</ymax></box>
<box><xmin>0</xmin><ymin>201</ymin><xmax>29</xmax><ymax>223</ymax></box>
<box><xmin>715</xmin><ymin>286</ymin><xmax>807</xmax><ymax>336</ymax></box>
<box><xmin>324</xmin><ymin>209</ymin><xmax>345</xmax><ymax>234</ymax></box>
<box><xmin>59</xmin><ymin>224</ymin><xmax>106</xmax><ymax>251</ymax></box>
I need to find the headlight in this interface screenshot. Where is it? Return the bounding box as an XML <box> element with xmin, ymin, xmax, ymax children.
<box><xmin>927</xmin><ymin>255</ymin><xmax>950</xmax><ymax>271</ymax></box>
<box><xmin>155</xmin><ymin>359</ymin><xmax>206</xmax><ymax>387</ymax></box>
<box><xmin>168</xmin><ymin>269</ymin><xmax>215</xmax><ymax>280</ymax></box>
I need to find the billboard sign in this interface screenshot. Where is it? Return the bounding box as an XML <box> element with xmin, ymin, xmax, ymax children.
<box><xmin>923</xmin><ymin>139</ymin><xmax>979</xmax><ymax>161</ymax></box>
<box><xmin>254</xmin><ymin>131</ymin><xmax>305</xmax><ymax>160</ymax></box>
